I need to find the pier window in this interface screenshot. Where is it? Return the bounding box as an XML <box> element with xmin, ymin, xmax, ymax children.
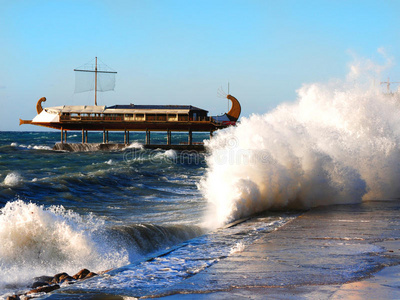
<box><xmin>146</xmin><ymin>114</ymin><xmax>156</xmax><ymax>121</ymax></box>
<box><xmin>156</xmin><ymin>114</ymin><xmax>167</xmax><ymax>121</ymax></box>
<box><xmin>81</xmin><ymin>113</ymin><xmax>91</xmax><ymax>120</ymax></box>
<box><xmin>125</xmin><ymin>114</ymin><xmax>134</xmax><ymax>121</ymax></box>
<box><xmin>104</xmin><ymin>113</ymin><xmax>122</xmax><ymax>120</ymax></box>
<box><xmin>168</xmin><ymin>114</ymin><xmax>178</xmax><ymax>121</ymax></box>
<box><xmin>71</xmin><ymin>113</ymin><xmax>81</xmax><ymax>120</ymax></box>
<box><xmin>135</xmin><ymin>114</ymin><xmax>145</xmax><ymax>121</ymax></box>
<box><xmin>61</xmin><ymin>113</ymin><xmax>70</xmax><ymax>120</ymax></box>
<box><xmin>178</xmin><ymin>114</ymin><xmax>189</xmax><ymax>121</ymax></box>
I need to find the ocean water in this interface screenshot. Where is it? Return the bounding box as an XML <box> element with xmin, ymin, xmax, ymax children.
<box><xmin>1</xmin><ymin>60</ymin><xmax>400</xmax><ymax>299</ymax></box>
<box><xmin>0</xmin><ymin>131</ymin><xmax>295</xmax><ymax>299</ymax></box>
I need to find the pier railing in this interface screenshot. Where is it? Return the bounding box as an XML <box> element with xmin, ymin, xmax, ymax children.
<box><xmin>60</xmin><ymin>115</ymin><xmax>213</xmax><ymax>122</ymax></box>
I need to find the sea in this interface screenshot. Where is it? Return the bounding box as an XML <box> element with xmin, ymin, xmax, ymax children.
<box><xmin>1</xmin><ymin>69</ymin><xmax>400</xmax><ymax>299</ymax></box>
<box><xmin>0</xmin><ymin>131</ymin><xmax>297</xmax><ymax>299</ymax></box>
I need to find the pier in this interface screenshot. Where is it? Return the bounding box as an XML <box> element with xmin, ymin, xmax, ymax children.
<box><xmin>20</xmin><ymin>94</ymin><xmax>241</xmax><ymax>152</ymax></box>
<box><xmin>19</xmin><ymin>59</ymin><xmax>242</xmax><ymax>151</ymax></box>
<box><xmin>56</xmin><ymin>127</ymin><xmax>210</xmax><ymax>151</ymax></box>
<box><xmin>53</xmin><ymin>143</ymin><xmax>205</xmax><ymax>152</ymax></box>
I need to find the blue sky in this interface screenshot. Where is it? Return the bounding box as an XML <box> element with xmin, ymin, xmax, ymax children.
<box><xmin>1</xmin><ymin>0</ymin><xmax>399</xmax><ymax>130</ymax></box>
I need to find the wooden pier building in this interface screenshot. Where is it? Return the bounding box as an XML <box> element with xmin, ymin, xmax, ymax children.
<box><xmin>19</xmin><ymin>58</ymin><xmax>241</xmax><ymax>151</ymax></box>
<box><xmin>19</xmin><ymin>94</ymin><xmax>241</xmax><ymax>151</ymax></box>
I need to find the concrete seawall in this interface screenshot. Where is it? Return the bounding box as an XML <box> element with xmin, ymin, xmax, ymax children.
<box><xmin>154</xmin><ymin>201</ymin><xmax>400</xmax><ymax>299</ymax></box>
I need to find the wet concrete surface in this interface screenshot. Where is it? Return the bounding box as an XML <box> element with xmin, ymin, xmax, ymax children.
<box><xmin>153</xmin><ymin>201</ymin><xmax>400</xmax><ymax>299</ymax></box>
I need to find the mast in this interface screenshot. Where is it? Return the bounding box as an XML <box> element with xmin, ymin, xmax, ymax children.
<box><xmin>95</xmin><ymin>57</ymin><xmax>98</xmax><ymax>106</ymax></box>
<box><xmin>74</xmin><ymin>57</ymin><xmax>117</xmax><ymax>106</ymax></box>
<box><xmin>380</xmin><ymin>77</ymin><xmax>400</xmax><ymax>94</ymax></box>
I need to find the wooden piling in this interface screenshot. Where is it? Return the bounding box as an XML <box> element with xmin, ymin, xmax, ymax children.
<box><xmin>167</xmin><ymin>130</ymin><xmax>171</xmax><ymax>145</ymax></box>
<box><xmin>188</xmin><ymin>129</ymin><xmax>193</xmax><ymax>145</ymax></box>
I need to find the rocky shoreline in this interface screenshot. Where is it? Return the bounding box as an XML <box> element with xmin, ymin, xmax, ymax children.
<box><xmin>6</xmin><ymin>268</ymin><xmax>100</xmax><ymax>300</ymax></box>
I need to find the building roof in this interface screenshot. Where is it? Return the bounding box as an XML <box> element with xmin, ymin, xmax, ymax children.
<box><xmin>106</xmin><ymin>104</ymin><xmax>208</xmax><ymax>112</ymax></box>
<box><xmin>43</xmin><ymin>104</ymin><xmax>208</xmax><ymax>115</ymax></box>
<box><xmin>46</xmin><ymin>105</ymin><xmax>106</xmax><ymax>114</ymax></box>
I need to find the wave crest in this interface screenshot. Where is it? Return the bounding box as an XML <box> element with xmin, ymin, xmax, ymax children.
<box><xmin>201</xmin><ymin>62</ymin><xmax>400</xmax><ymax>228</ymax></box>
<box><xmin>0</xmin><ymin>200</ymin><xmax>128</xmax><ymax>287</ymax></box>
<box><xmin>2</xmin><ymin>172</ymin><xmax>23</xmax><ymax>187</ymax></box>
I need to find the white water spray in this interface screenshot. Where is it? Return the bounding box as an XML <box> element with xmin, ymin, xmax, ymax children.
<box><xmin>0</xmin><ymin>201</ymin><xmax>129</xmax><ymax>289</ymax></box>
<box><xmin>201</xmin><ymin>59</ymin><xmax>400</xmax><ymax>228</ymax></box>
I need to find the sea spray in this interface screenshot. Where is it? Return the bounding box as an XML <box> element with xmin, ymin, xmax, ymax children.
<box><xmin>0</xmin><ymin>199</ymin><xmax>206</xmax><ymax>294</ymax></box>
<box><xmin>0</xmin><ymin>200</ymin><xmax>129</xmax><ymax>288</ymax></box>
<box><xmin>201</xmin><ymin>63</ymin><xmax>400</xmax><ymax>228</ymax></box>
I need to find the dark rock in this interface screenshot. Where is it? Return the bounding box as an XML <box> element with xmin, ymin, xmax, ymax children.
<box><xmin>6</xmin><ymin>296</ymin><xmax>20</xmax><ymax>300</ymax></box>
<box><xmin>84</xmin><ymin>272</ymin><xmax>98</xmax><ymax>280</ymax></box>
<box><xmin>52</xmin><ymin>272</ymin><xmax>69</xmax><ymax>283</ymax></box>
<box><xmin>58</xmin><ymin>274</ymin><xmax>69</xmax><ymax>282</ymax></box>
<box><xmin>27</xmin><ymin>284</ymin><xmax>60</xmax><ymax>294</ymax></box>
<box><xmin>59</xmin><ymin>275</ymin><xmax>76</xmax><ymax>285</ymax></box>
<box><xmin>73</xmin><ymin>268</ymin><xmax>90</xmax><ymax>280</ymax></box>
<box><xmin>33</xmin><ymin>275</ymin><xmax>53</xmax><ymax>284</ymax></box>
<box><xmin>31</xmin><ymin>281</ymin><xmax>49</xmax><ymax>289</ymax></box>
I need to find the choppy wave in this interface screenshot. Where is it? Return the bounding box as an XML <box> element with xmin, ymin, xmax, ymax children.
<box><xmin>201</xmin><ymin>58</ymin><xmax>400</xmax><ymax>227</ymax></box>
<box><xmin>2</xmin><ymin>172</ymin><xmax>23</xmax><ymax>187</ymax></box>
<box><xmin>124</xmin><ymin>142</ymin><xmax>144</xmax><ymax>150</ymax></box>
<box><xmin>0</xmin><ymin>201</ymin><xmax>204</xmax><ymax>292</ymax></box>
<box><xmin>10</xmin><ymin>142</ymin><xmax>52</xmax><ymax>151</ymax></box>
<box><xmin>0</xmin><ymin>201</ymin><xmax>124</xmax><ymax>289</ymax></box>
<box><xmin>108</xmin><ymin>223</ymin><xmax>204</xmax><ymax>261</ymax></box>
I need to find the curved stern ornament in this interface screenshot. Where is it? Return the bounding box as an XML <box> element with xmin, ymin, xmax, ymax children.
<box><xmin>36</xmin><ymin>97</ymin><xmax>47</xmax><ymax>114</ymax></box>
<box><xmin>226</xmin><ymin>94</ymin><xmax>241</xmax><ymax>121</ymax></box>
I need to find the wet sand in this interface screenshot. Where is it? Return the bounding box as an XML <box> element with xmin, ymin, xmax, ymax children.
<box><xmin>154</xmin><ymin>201</ymin><xmax>400</xmax><ymax>299</ymax></box>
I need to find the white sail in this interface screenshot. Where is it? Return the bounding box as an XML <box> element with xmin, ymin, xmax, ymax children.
<box><xmin>74</xmin><ymin>71</ymin><xmax>116</xmax><ymax>93</ymax></box>
<box><xmin>74</xmin><ymin>58</ymin><xmax>117</xmax><ymax>93</ymax></box>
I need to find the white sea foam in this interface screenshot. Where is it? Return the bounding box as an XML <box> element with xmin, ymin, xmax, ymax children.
<box><xmin>32</xmin><ymin>145</ymin><xmax>52</xmax><ymax>150</ymax></box>
<box><xmin>151</xmin><ymin>150</ymin><xmax>178</xmax><ymax>162</ymax></box>
<box><xmin>164</xmin><ymin>149</ymin><xmax>178</xmax><ymax>160</ymax></box>
<box><xmin>2</xmin><ymin>172</ymin><xmax>23</xmax><ymax>187</ymax></box>
<box><xmin>0</xmin><ymin>201</ymin><xmax>129</xmax><ymax>289</ymax></box>
<box><xmin>105</xmin><ymin>159</ymin><xmax>114</xmax><ymax>165</ymax></box>
<box><xmin>201</xmin><ymin>56</ymin><xmax>400</xmax><ymax>228</ymax></box>
<box><xmin>229</xmin><ymin>242</ymin><xmax>245</xmax><ymax>254</ymax></box>
<box><xmin>10</xmin><ymin>142</ymin><xmax>52</xmax><ymax>151</ymax></box>
<box><xmin>125</xmin><ymin>142</ymin><xmax>144</xmax><ymax>149</ymax></box>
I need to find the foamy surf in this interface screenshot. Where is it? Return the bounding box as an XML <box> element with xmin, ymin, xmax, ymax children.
<box><xmin>2</xmin><ymin>172</ymin><xmax>23</xmax><ymax>187</ymax></box>
<box><xmin>201</xmin><ymin>59</ymin><xmax>400</xmax><ymax>228</ymax></box>
<box><xmin>0</xmin><ymin>200</ymin><xmax>206</xmax><ymax>297</ymax></box>
<box><xmin>10</xmin><ymin>142</ymin><xmax>52</xmax><ymax>151</ymax></box>
<box><xmin>124</xmin><ymin>142</ymin><xmax>144</xmax><ymax>150</ymax></box>
<box><xmin>0</xmin><ymin>201</ymin><xmax>129</xmax><ymax>292</ymax></box>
